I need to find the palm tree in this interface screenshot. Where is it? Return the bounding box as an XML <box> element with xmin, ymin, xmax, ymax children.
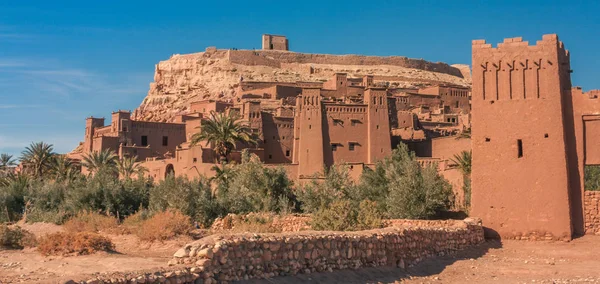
<box><xmin>190</xmin><ymin>111</ymin><xmax>257</xmax><ymax>163</ymax></box>
<box><xmin>0</xmin><ymin>153</ymin><xmax>16</xmax><ymax>170</ymax></box>
<box><xmin>451</xmin><ymin>150</ymin><xmax>472</xmax><ymax>210</ymax></box>
<box><xmin>209</xmin><ymin>163</ymin><xmax>234</xmax><ymax>196</ymax></box>
<box><xmin>456</xmin><ymin>128</ymin><xmax>471</xmax><ymax>140</ymax></box>
<box><xmin>116</xmin><ymin>156</ymin><xmax>147</xmax><ymax>179</ymax></box>
<box><xmin>81</xmin><ymin>149</ymin><xmax>118</xmax><ymax>175</ymax></box>
<box><xmin>451</xmin><ymin>150</ymin><xmax>472</xmax><ymax>175</ymax></box>
<box><xmin>19</xmin><ymin>142</ymin><xmax>56</xmax><ymax>178</ymax></box>
<box><xmin>51</xmin><ymin>155</ymin><xmax>79</xmax><ymax>182</ymax></box>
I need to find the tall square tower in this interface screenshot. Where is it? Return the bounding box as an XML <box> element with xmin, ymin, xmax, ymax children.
<box><xmin>471</xmin><ymin>34</ymin><xmax>576</xmax><ymax>240</ymax></box>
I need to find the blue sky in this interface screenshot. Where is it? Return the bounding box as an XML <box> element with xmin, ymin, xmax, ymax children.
<box><xmin>1</xmin><ymin>0</ymin><xmax>599</xmax><ymax>158</ymax></box>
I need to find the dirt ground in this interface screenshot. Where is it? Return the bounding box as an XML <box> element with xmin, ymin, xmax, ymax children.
<box><xmin>0</xmin><ymin>223</ymin><xmax>193</xmax><ymax>283</ymax></box>
<box><xmin>2</xmin><ymin>223</ymin><xmax>600</xmax><ymax>283</ymax></box>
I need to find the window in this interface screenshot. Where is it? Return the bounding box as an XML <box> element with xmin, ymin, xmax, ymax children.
<box><xmin>193</xmin><ymin>157</ymin><xmax>197</xmax><ymax>163</ymax></box>
<box><xmin>517</xmin><ymin>139</ymin><xmax>523</xmax><ymax>158</ymax></box>
<box><xmin>349</xmin><ymin>143</ymin><xmax>356</xmax><ymax>151</ymax></box>
<box><xmin>544</xmin><ymin>133</ymin><xmax>549</xmax><ymax>138</ymax></box>
<box><xmin>455</xmin><ymin>101</ymin><xmax>459</xmax><ymax>108</ymax></box>
<box><xmin>122</xmin><ymin>126</ymin><xmax>128</xmax><ymax>132</ymax></box>
<box><xmin>286</xmin><ymin>150</ymin><xmax>290</xmax><ymax>157</ymax></box>
<box><xmin>141</xmin><ymin>136</ymin><xmax>148</xmax><ymax>146</ymax></box>
<box><xmin>332</xmin><ymin>144</ymin><xmax>338</xmax><ymax>151</ymax></box>
<box><xmin>162</xmin><ymin>136</ymin><xmax>168</xmax><ymax>146</ymax></box>
<box><xmin>269</xmin><ymin>154</ymin><xmax>273</xmax><ymax>159</ymax></box>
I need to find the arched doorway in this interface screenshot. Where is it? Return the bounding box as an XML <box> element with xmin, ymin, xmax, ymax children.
<box><xmin>165</xmin><ymin>164</ymin><xmax>175</xmax><ymax>178</ymax></box>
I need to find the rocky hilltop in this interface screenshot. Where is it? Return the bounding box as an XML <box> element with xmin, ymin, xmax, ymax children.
<box><xmin>133</xmin><ymin>48</ymin><xmax>471</xmax><ymax>122</ymax></box>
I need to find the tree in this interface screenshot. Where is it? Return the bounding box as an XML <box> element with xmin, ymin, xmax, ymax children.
<box><xmin>81</xmin><ymin>149</ymin><xmax>118</xmax><ymax>175</ymax></box>
<box><xmin>51</xmin><ymin>155</ymin><xmax>79</xmax><ymax>182</ymax></box>
<box><xmin>359</xmin><ymin>143</ymin><xmax>453</xmax><ymax>219</ymax></box>
<box><xmin>116</xmin><ymin>156</ymin><xmax>147</xmax><ymax>179</ymax></box>
<box><xmin>451</xmin><ymin>150</ymin><xmax>472</xmax><ymax>176</ymax></box>
<box><xmin>451</xmin><ymin>150</ymin><xmax>472</xmax><ymax>210</ymax></box>
<box><xmin>19</xmin><ymin>142</ymin><xmax>56</xmax><ymax>178</ymax></box>
<box><xmin>0</xmin><ymin>153</ymin><xmax>16</xmax><ymax>171</ymax></box>
<box><xmin>190</xmin><ymin>111</ymin><xmax>256</xmax><ymax>163</ymax></box>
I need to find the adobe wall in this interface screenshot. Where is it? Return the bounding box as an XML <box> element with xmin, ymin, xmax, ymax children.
<box><xmin>584</xmin><ymin>191</ymin><xmax>600</xmax><ymax>235</ymax></box>
<box><xmin>167</xmin><ymin>219</ymin><xmax>483</xmax><ymax>282</ymax></box>
<box><xmin>248</xmin><ymin>50</ymin><xmax>464</xmax><ymax>77</ymax></box>
<box><xmin>431</xmin><ymin>136</ymin><xmax>471</xmax><ymax>161</ymax></box>
<box><xmin>227</xmin><ymin>50</ymin><xmax>281</xmax><ymax>68</ymax></box>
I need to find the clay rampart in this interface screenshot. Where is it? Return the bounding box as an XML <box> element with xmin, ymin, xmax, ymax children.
<box><xmin>584</xmin><ymin>191</ymin><xmax>600</xmax><ymax>235</ymax></box>
<box><xmin>227</xmin><ymin>50</ymin><xmax>463</xmax><ymax>77</ymax></box>
<box><xmin>227</xmin><ymin>50</ymin><xmax>281</xmax><ymax>68</ymax></box>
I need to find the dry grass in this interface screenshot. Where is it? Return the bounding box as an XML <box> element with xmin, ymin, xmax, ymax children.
<box><xmin>0</xmin><ymin>225</ymin><xmax>37</xmax><ymax>249</ymax></box>
<box><xmin>37</xmin><ymin>232</ymin><xmax>114</xmax><ymax>256</ymax></box>
<box><xmin>212</xmin><ymin>213</ymin><xmax>283</xmax><ymax>234</ymax></box>
<box><xmin>63</xmin><ymin>211</ymin><xmax>119</xmax><ymax>233</ymax></box>
<box><xmin>121</xmin><ymin>210</ymin><xmax>150</xmax><ymax>234</ymax></box>
<box><xmin>135</xmin><ymin>210</ymin><xmax>192</xmax><ymax>242</ymax></box>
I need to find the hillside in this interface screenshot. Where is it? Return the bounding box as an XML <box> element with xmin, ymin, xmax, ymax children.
<box><xmin>132</xmin><ymin>48</ymin><xmax>471</xmax><ymax>122</ymax></box>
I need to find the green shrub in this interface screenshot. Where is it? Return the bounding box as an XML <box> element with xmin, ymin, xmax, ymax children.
<box><xmin>311</xmin><ymin>200</ymin><xmax>357</xmax><ymax>231</ymax></box>
<box><xmin>215</xmin><ymin>155</ymin><xmax>297</xmax><ymax>214</ymax></box>
<box><xmin>360</xmin><ymin>144</ymin><xmax>453</xmax><ymax>219</ymax></box>
<box><xmin>0</xmin><ymin>225</ymin><xmax>37</xmax><ymax>249</ymax></box>
<box><xmin>585</xmin><ymin>165</ymin><xmax>600</xmax><ymax>191</ymax></box>
<box><xmin>355</xmin><ymin>200</ymin><xmax>384</xmax><ymax>230</ymax></box>
<box><xmin>297</xmin><ymin>164</ymin><xmax>357</xmax><ymax>214</ymax></box>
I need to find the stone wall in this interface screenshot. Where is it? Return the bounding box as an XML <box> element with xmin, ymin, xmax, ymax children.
<box><xmin>167</xmin><ymin>219</ymin><xmax>483</xmax><ymax>282</ymax></box>
<box><xmin>585</xmin><ymin>191</ymin><xmax>600</xmax><ymax>235</ymax></box>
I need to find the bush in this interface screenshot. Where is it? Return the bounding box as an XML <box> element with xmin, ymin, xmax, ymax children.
<box><xmin>311</xmin><ymin>200</ymin><xmax>357</xmax><ymax>231</ymax></box>
<box><xmin>215</xmin><ymin>155</ymin><xmax>297</xmax><ymax>214</ymax></box>
<box><xmin>297</xmin><ymin>164</ymin><xmax>357</xmax><ymax>214</ymax></box>
<box><xmin>37</xmin><ymin>232</ymin><xmax>114</xmax><ymax>256</ymax></box>
<box><xmin>360</xmin><ymin>144</ymin><xmax>453</xmax><ymax>219</ymax></box>
<box><xmin>150</xmin><ymin>176</ymin><xmax>219</xmax><ymax>227</ymax></box>
<box><xmin>355</xmin><ymin>200</ymin><xmax>384</xmax><ymax>230</ymax></box>
<box><xmin>63</xmin><ymin>211</ymin><xmax>118</xmax><ymax>233</ymax></box>
<box><xmin>136</xmin><ymin>210</ymin><xmax>193</xmax><ymax>242</ymax></box>
<box><xmin>0</xmin><ymin>225</ymin><xmax>37</xmax><ymax>249</ymax></box>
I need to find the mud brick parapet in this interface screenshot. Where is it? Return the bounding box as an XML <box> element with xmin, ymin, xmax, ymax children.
<box><xmin>585</xmin><ymin>191</ymin><xmax>600</xmax><ymax>235</ymax></box>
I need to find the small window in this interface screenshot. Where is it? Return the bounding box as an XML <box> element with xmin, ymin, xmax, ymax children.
<box><xmin>455</xmin><ymin>101</ymin><xmax>459</xmax><ymax>108</ymax></box>
<box><xmin>122</xmin><ymin>126</ymin><xmax>128</xmax><ymax>132</ymax></box>
<box><xmin>349</xmin><ymin>143</ymin><xmax>355</xmax><ymax>151</ymax></box>
<box><xmin>162</xmin><ymin>136</ymin><xmax>168</xmax><ymax>146</ymax></box>
<box><xmin>376</xmin><ymin>125</ymin><xmax>380</xmax><ymax>130</ymax></box>
<box><xmin>282</xmin><ymin>136</ymin><xmax>285</xmax><ymax>140</ymax></box>
<box><xmin>141</xmin><ymin>136</ymin><xmax>148</xmax><ymax>146</ymax></box>
<box><xmin>193</xmin><ymin>157</ymin><xmax>197</xmax><ymax>163</ymax></box>
<box><xmin>269</xmin><ymin>154</ymin><xmax>273</xmax><ymax>159</ymax></box>
<box><xmin>309</xmin><ymin>125</ymin><xmax>312</xmax><ymax>130</ymax></box>
<box><xmin>285</xmin><ymin>150</ymin><xmax>290</xmax><ymax>157</ymax></box>
<box><xmin>517</xmin><ymin>139</ymin><xmax>523</xmax><ymax>158</ymax></box>
<box><xmin>485</xmin><ymin>137</ymin><xmax>491</xmax><ymax>142</ymax></box>
<box><xmin>544</xmin><ymin>133</ymin><xmax>549</xmax><ymax>138</ymax></box>
<box><xmin>332</xmin><ymin>144</ymin><xmax>338</xmax><ymax>151</ymax></box>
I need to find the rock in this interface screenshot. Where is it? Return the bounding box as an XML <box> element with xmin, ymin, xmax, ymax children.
<box><xmin>174</xmin><ymin>248</ymin><xmax>189</xmax><ymax>258</ymax></box>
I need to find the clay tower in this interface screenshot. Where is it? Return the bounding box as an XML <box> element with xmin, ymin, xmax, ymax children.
<box><xmin>471</xmin><ymin>34</ymin><xmax>578</xmax><ymax>240</ymax></box>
